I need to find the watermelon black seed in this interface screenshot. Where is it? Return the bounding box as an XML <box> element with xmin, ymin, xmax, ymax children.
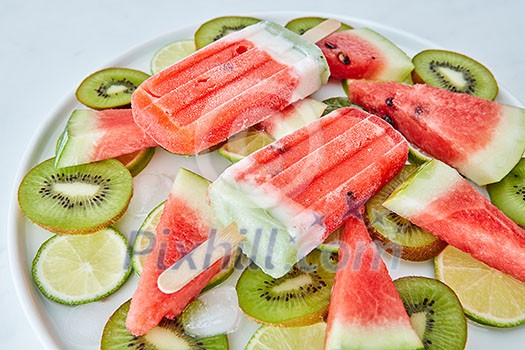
<box><xmin>324</xmin><ymin>42</ymin><xmax>337</xmax><ymax>49</ymax></box>
<box><xmin>385</xmin><ymin>97</ymin><xmax>394</xmax><ymax>107</ymax></box>
<box><xmin>382</xmin><ymin>115</ymin><xmax>394</xmax><ymax>126</ymax></box>
<box><xmin>415</xmin><ymin>106</ymin><xmax>424</xmax><ymax>116</ymax></box>
<box><xmin>337</xmin><ymin>52</ymin><xmax>351</xmax><ymax>65</ymax></box>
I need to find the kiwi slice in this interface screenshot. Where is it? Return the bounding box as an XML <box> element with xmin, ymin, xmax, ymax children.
<box><xmin>365</xmin><ymin>165</ymin><xmax>447</xmax><ymax>261</ymax></box>
<box><xmin>285</xmin><ymin>17</ymin><xmax>353</xmax><ymax>35</ymax></box>
<box><xmin>101</xmin><ymin>299</ymin><xmax>229</xmax><ymax>350</ymax></box>
<box><xmin>76</xmin><ymin>67</ymin><xmax>150</xmax><ymax>109</ymax></box>
<box><xmin>236</xmin><ymin>249</ymin><xmax>337</xmax><ymax>326</ymax></box>
<box><xmin>194</xmin><ymin>16</ymin><xmax>262</xmax><ymax>49</ymax></box>
<box><xmin>18</xmin><ymin>158</ymin><xmax>132</xmax><ymax>234</ymax></box>
<box><xmin>321</xmin><ymin>97</ymin><xmax>353</xmax><ymax>116</ymax></box>
<box><xmin>394</xmin><ymin>276</ymin><xmax>467</xmax><ymax>350</ymax></box>
<box><xmin>487</xmin><ymin>158</ymin><xmax>525</xmax><ymax>226</ymax></box>
<box><xmin>412</xmin><ymin>49</ymin><xmax>498</xmax><ymax>100</ymax></box>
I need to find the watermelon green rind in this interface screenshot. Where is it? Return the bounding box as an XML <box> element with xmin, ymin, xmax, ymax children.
<box><xmin>325</xmin><ymin>323</ymin><xmax>424</xmax><ymax>350</ymax></box>
<box><xmin>55</xmin><ymin>110</ymin><xmax>99</xmax><ymax>169</ymax></box>
<box><xmin>459</xmin><ymin>104</ymin><xmax>525</xmax><ymax>185</ymax></box>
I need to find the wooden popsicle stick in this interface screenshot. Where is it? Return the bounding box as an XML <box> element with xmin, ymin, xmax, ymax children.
<box><xmin>157</xmin><ymin>222</ymin><xmax>243</xmax><ymax>294</ymax></box>
<box><xmin>301</xmin><ymin>19</ymin><xmax>341</xmax><ymax>43</ymax></box>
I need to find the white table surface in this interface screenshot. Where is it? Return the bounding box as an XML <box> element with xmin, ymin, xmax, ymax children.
<box><xmin>2</xmin><ymin>0</ymin><xmax>524</xmax><ymax>348</ymax></box>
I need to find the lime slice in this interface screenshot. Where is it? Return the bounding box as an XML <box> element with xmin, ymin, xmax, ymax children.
<box><xmin>245</xmin><ymin>322</ymin><xmax>326</xmax><ymax>350</ymax></box>
<box><xmin>435</xmin><ymin>245</ymin><xmax>525</xmax><ymax>327</ymax></box>
<box><xmin>150</xmin><ymin>39</ymin><xmax>196</xmax><ymax>75</ymax></box>
<box><xmin>132</xmin><ymin>201</ymin><xmax>166</xmax><ymax>275</ymax></box>
<box><xmin>32</xmin><ymin>227</ymin><xmax>131</xmax><ymax>305</ymax></box>
<box><xmin>218</xmin><ymin>129</ymin><xmax>275</xmax><ymax>163</ymax></box>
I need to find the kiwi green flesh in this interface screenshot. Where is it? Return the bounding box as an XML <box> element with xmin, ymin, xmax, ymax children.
<box><xmin>76</xmin><ymin>67</ymin><xmax>150</xmax><ymax>110</ymax></box>
<box><xmin>394</xmin><ymin>277</ymin><xmax>467</xmax><ymax>350</ymax></box>
<box><xmin>412</xmin><ymin>49</ymin><xmax>498</xmax><ymax>100</ymax></box>
<box><xmin>285</xmin><ymin>17</ymin><xmax>353</xmax><ymax>35</ymax></box>
<box><xmin>365</xmin><ymin>165</ymin><xmax>447</xmax><ymax>261</ymax></box>
<box><xmin>101</xmin><ymin>300</ymin><xmax>228</xmax><ymax>350</ymax></box>
<box><xmin>236</xmin><ymin>249</ymin><xmax>337</xmax><ymax>325</ymax></box>
<box><xmin>18</xmin><ymin>158</ymin><xmax>132</xmax><ymax>234</ymax></box>
<box><xmin>194</xmin><ymin>16</ymin><xmax>262</xmax><ymax>49</ymax></box>
<box><xmin>487</xmin><ymin>158</ymin><xmax>525</xmax><ymax>226</ymax></box>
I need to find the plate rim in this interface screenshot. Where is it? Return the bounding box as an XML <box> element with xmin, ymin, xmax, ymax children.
<box><xmin>8</xmin><ymin>10</ymin><xmax>523</xmax><ymax>349</ymax></box>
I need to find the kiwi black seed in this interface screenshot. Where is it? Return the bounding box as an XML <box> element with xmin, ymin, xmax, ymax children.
<box><xmin>412</xmin><ymin>49</ymin><xmax>498</xmax><ymax>100</ymax></box>
<box><xmin>487</xmin><ymin>158</ymin><xmax>525</xmax><ymax>226</ymax></box>
<box><xmin>18</xmin><ymin>158</ymin><xmax>133</xmax><ymax>234</ymax></box>
<box><xmin>394</xmin><ymin>276</ymin><xmax>467</xmax><ymax>350</ymax></box>
<box><xmin>76</xmin><ymin>67</ymin><xmax>150</xmax><ymax>109</ymax></box>
<box><xmin>101</xmin><ymin>299</ymin><xmax>229</xmax><ymax>350</ymax></box>
<box><xmin>194</xmin><ymin>16</ymin><xmax>262</xmax><ymax>49</ymax></box>
<box><xmin>285</xmin><ymin>17</ymin><xmax>353</xmax><ymax>35</ymax></box>
<box><xmin>365</xmin><ymin>165</ymin><xmax>447</xmax><ymax>261</ymax></box>
<box><xmin>236</xmin><ymin>249</ymin><xmax>337</xmax><ymax>326</ymax></box>
<box><xmin>321</xmin><ymin>97</ymin><xmax>353</xmax><ymax>116</ymax></box>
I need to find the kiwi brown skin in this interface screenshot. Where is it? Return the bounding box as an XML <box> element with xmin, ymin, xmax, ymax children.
<box><xmin>364</xmin><ymin>214</ymin><xmax>448</xmax><ymax>262</ymax></box>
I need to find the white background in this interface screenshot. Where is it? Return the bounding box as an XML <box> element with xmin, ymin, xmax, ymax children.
<box><xmin>1</xmin><ymin>0</ymin><xmax>524</xmax><ymax>348</ymax></box>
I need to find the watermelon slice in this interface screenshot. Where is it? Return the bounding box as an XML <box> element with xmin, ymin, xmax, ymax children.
<box><xmin>317</xmin><ymin>28</ymin><xmax>414</xmax><ymax>81</ymax></box>
<box><xmin>209</xmin><ymin>107</ymin><xmax>408</xmax><ymax>278</ymax></box>
<box><xmin>126</xmin><ymin>168</ymin><xmax>224</xmax><ymax>336</ymax></box>
<box><xmin>384</xmin><ymin>159</ymin><xmax>525</xmax><ymax>282</ymax></box>
<box><xmin>257</xmin><ymin>97</ymin><xmax>326</xmax><ymax>139</ymax></box>
<box><xmin>55</xmin><ymin>109</ymin><xmax>157</xmax><ymax>169</ymax></box>
<box><xmin>325</xmin><ymin>215</ymin><xmax>423</xmax><ymax>349</ymax></box>
<box><xmin>347</xmin><ymin>80</ymin><xmax>525</xmax><ymax>185</ymax></box>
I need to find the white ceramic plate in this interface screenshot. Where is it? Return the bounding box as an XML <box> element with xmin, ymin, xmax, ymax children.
<box><xmin>9</xmin><ymin>11</ymin><xmax>524</xmax><ymax>350</ymax></box>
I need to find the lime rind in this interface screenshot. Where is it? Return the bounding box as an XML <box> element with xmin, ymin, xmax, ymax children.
<box><xmin>32</xmin><ymin>227</ymin><xmax>132</xmax><ymax>305</ymax></box>
<box><xmin>150</xmin><ymin>39</ymin><xmax>196</xmax><ymax>75</ymax></box>
<box><xmin>435</xmin><ymin>246</ymin><xmax>525</xmax><ymax>328</ymax></box>
<box><xmin>245</xmin><ymin>322</ymin><xmax>327</xmax><ymax>350</ymax></box>
<box><xmin>132</xmin><ymin>201</ymin><xmax>166</xmax><ymax>275</ymax></box>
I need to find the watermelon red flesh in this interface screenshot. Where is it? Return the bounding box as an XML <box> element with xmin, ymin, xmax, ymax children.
<box><xmin>126</xmin><ymin>176</ymin><xmax>222</xmax><ymax>336</ymax></box>
<box><xmin>384</xmin><ymin>160</ymin><xmax>525</xmax><ymax>282</ymax></box>
<box><xmin>317</xmin><ymin>28</ymin><xmax>413</xmax><ymax>81</ymax></box>
<box><xmin>132</xmin><ymin>38</ymin><xmax>299</xmax><ymax>155</ymax></box>
<box><xmin>325</xmin><ymin>215</ymin><xmax>423</xmax><ymax>349</ymax></box>
<box><xmin>347</xmin><ymin>80</ymin><xmax>525</xmax><ymax>185</ymax></box>
<box><xmin>55</xmin><ymin>109</ymin><xmax>157</xmax><ymax>169</ymax></box>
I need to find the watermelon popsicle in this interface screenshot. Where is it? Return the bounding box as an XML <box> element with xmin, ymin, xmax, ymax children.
<box><xmin>132</xmin><ymin>21</ymin><xmax>331</xmax><ymax>155</ymax></box>
<box><xmin>209</xmin><ymin>107</ymin><xmax>409</xmax><ymax>278</ymax></box>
